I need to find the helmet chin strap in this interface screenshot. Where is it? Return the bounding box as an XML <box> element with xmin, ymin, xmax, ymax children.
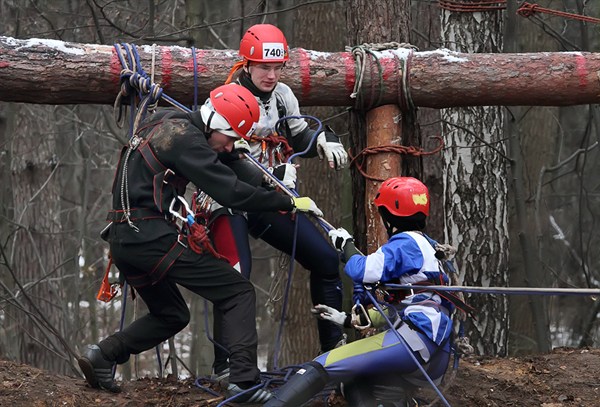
<box><xmin>382</xmin><ymin>218</ymin><xmax>396</xmax><ymax>238</ymax></box>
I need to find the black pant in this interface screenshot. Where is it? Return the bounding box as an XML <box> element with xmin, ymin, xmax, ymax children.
<box><xmin>211</xmin><ymin>211</ymin><xmax>343</xmax><ymax>374</ymax></box>
<box><xmin>101</xmin><ymin>229</ymin><xmax>260</xmax><ymax>385</ymax></box>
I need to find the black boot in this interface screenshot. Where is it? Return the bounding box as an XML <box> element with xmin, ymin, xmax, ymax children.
<box><xmin>265</xmin><ymin>362</ymin><xmax>329</xmax><ymax>407</ymax></box>
<box><xmin>77</xmin><ymin>344</ymin><xmax>121</xmax><ymax>393</ymax></box>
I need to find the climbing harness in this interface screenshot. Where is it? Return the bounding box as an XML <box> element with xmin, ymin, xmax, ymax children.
<box><xmin>168</xmin><ymin>196</ymin><xmax>224</xmax><ymax>259</ymax></box>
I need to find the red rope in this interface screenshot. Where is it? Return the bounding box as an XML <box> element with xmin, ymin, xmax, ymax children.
<box><xmin>438</xmin><ymin>0</ymin><xmax>600</xmax><ymax>24</ymax></box>
<box><xmin>439</xmin><ymin>0</ymin><xmax>507</xmax><ymax>12</ymax></box>
<box><xmin>517</xmin><ymin>2</ymin><xmax>600</xmax><ymax>24</ymax></box>
<box><xmin>187</xmin><ymin>222</ymin><xmax>226</xmax><ymax>260</ymax></box>
<box><xmin>348</xmin><ymin>136</ymin><xmax>444</xmax><ymax>182</ymax></box>
<box><xmin>249</xmin><ymin>134</ymin><xmax>294</xmax><ymax>166</ymax></box>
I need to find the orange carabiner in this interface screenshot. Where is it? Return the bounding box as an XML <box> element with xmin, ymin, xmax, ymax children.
<box><xmin>96</xmin><ymin>258</ymin><xmax>119</xmax><ymax>302</ymax></box>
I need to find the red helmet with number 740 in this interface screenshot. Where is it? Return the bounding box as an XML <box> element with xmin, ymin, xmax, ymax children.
<box><xmin>239</xmin><ymin>24</ymin><xmax>289</xmax><ymax>63</ymax></box>
<box><xmin>374</xmin><ymin>177</ymin><xmax>430</xmax><ymax>217</ymax></box>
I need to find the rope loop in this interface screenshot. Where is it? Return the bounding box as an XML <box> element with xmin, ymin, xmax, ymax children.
<box><xmin>346</xmin><ymin>42</ymin><xmax>418</xmax><ymax>112</ymax></box>
<box><xmin>348</xmin><ymin>136</ymin><xmax>444</xmax><ymax>182</ymax></box>
<box><xmin>517</xmin><ymin>2</ymin><xmax>600</xmax><ymax>24</ymax></box>
<box><xmin>113</xmin><ymin>43</ymin><xmax>165</xmax><ymax>134</ymax></box>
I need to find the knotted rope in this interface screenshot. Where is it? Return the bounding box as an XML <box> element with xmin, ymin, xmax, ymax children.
<box><xmin>347</xmin><ymin>42</ymin><xmax>418</xmax><ymax>112</ymax></box>
<box><xmin>439</xmin><ymin>0</ymin><xmax>506</xmax><ymax>12</ymax></box>
<box><xmin>517</xmin><ymin>2</ymin><xmax>600</xmax><ymax>24</ymax></box>
<box><xmin>349</xmin><ymin>136</ymin><xmax>444</xmax><ymax>182</ymax></box>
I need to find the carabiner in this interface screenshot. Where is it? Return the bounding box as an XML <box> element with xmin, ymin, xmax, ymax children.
<box><xmin>351</xmin><ymin>302</ymin><xmax>372</xmax><ymax>330</ymax></box>
<box><xmin>169</xmin><ymin>196</ymin><xmax>195</xmax><ymax>226</ymax></box>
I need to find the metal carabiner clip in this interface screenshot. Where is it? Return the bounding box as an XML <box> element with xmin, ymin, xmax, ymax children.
<box><xmin>169</xmin><ymin>196</ymin><xmax>195</xmax><ymax>226</ymax></box>
<box><xmin>351</xmin><ymin>302</ymin><xmax>372</xmax><ymax>330</ymax></box>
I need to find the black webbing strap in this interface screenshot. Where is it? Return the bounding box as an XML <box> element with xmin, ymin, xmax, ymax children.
<box><xmin>136</xmin><ymin>140</ymin><xmax>175</xmax><ymax>213</ymax></box>
<box><xmin>149</xmin><ymin>239</ymin><xmax>186</xmax><ymax>284</ymax></box>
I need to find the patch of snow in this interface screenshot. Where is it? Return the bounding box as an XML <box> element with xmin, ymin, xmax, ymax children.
<box><xmin>305</xmin><ymin>50</ymin><xmax>332</xmax><ymax>59</ymax></box>
<box><xmin>418</xmin><ymin>48</ymin><xmax>469</xmax><ymax>63</ymax></box>
<box><xmin>15</xmin><ymin>38</ymin><xmax>85</xmax><ymax>55</ymax></box>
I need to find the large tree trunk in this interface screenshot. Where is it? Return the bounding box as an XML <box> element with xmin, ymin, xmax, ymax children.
<box><xmin>441</xmin><ymin>10</ymin><xmax>510</xmax><ymax>355</ymax></box>
<box><xmin>2</xmin><ymin>36</ymin><xmax>600</xmax><ymax>107</ymax></box>
<box><xmin>504</xmin><ymin>1</ymin><xmax>559</xmax><ymax>355</ymax></box>
<box><xmin>347</xmin><ymin>0</ymin><xmax>412</xmax><ymax>252</ymax></box>
<box><xmin>8</xmin><ymin>105</ymin><xmax>74</xmax><ymax>372</ymax></box>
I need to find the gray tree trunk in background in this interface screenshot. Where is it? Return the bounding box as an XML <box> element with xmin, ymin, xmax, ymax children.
<box><xmin>504</xmin><ymin>1</ymin><xmax>555</xmax><ymax>355</ymax></box>
<box><xmin>505</xmin><ymin>0</ymin><xmax>600</xmax><ymax>353</ymax></box>
<box><xmin>0</xmin><ymin>1</ymin><xmax>78</xmax><ymax>374</ymax></box>
<box><xmin>8</xmin><ymin>105</ymin><xmax>73</xmax><ymax>372</ymax></box>
<box><xmin>440</xmin><ymin>10</ymin><xmax>510</xmax><ymax>355</ymax></box>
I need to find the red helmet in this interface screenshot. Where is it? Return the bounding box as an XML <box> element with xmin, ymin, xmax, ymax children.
<box><xmin>200</xmin><ymin>84</ymin><xmax>259</xmax><ymax>140</ymax></box>
<box><xmin>374</xmin><ymin>177</ymin><xmax>430</xmax><ymax>217</ymax></box>
<box><xmin>239</xmin><ymin>24</ymin><xmax>289</xmax><ymax>63</ymax></box>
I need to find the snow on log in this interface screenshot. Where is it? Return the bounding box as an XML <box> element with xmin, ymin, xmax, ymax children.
<box><xmin>1</xmin><ymin>36</ymin><xmax>599</xmax><ymax>108</ymax></box>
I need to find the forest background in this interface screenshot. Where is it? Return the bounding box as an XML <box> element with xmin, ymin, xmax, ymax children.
<box><xmin>0</xmin><ymin>0</ymin><xmax>599</xmax><ymax>388</ymax></box>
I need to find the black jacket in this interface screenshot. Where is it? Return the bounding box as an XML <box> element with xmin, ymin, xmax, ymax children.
<box><xmin>109</xmin><ymin>109</ymin><xmax>293</xmax><ymax>243</ymax></box>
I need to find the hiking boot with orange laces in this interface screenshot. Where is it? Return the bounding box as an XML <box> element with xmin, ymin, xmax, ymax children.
<box><xmin>77</xmin><ymin>345</ymin><xmax>121</xmax><ymax>393</ymax></box>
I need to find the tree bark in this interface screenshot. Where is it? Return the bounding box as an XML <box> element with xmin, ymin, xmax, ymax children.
<box><xmin>347</xmin><ymin>0</ymin><xmax>412</xmax><ymax>253</ymax></box>
<box><xmin>441</xmin><ymin>9</ymin><xmax>510</xmax><ymax>356</ymax></box>
<box><xmin>364</xmin><ymin>105</ymin><xmax>403</xmax><ymax>253</ymax></box>
<box><xmin>2</xmin><ymin>36</ymin><xmax>600</xmax><ymax>107</ymax></box>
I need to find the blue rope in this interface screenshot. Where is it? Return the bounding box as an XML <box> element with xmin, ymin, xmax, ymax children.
<box><xmin>111</xmin><ymin>280</ymin><xmax>130</xmax><ymax>379</ymax></box>
<box><xmin>275</xmin><ymin>115</ymin><xmax>322</xmax><ymax>163</ymax></box>
<box><xmin>202</xmin><ymin>298</ymin><xmax>229</xmax><ymax>355</ymax></box>
<box><xmin>193</xmin><ymin>376</ymin><xmax>222</xmax><ymax>397</ymax></box>
<box><xmin>271</xmin><ymin>216</ymin><xmax>301</xmax><ymax>370</ymax></box>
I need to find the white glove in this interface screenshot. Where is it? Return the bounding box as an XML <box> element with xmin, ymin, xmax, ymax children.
<box><xmin>268</xmin><ymin>163</ymin><xmax>297</xmax><ymax>189</ymax></box>
<box><xmin>328</xmin><ymin>227</ymin><xmax>353</xmax><ymax>251</ymax></box>
<box><xmin>311</xmin><ymin>304</ymin><xmax>348</xmax><ymax>327</ymax></box>
<box><xmin>316</xmin><ymin>132</ymin><xmax>348</xmax><ymax>170</ymax></box>
<box><xmin>233</xmin><ymin>139</ymin><xmax>251</xmax><ymax>154</ymax></box>
<box><xmin>292</xmin><ymin>197</ymin><xmax>323</xmax><ymax>217</ymax></box>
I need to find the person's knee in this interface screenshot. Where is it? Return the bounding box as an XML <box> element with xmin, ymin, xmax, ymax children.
<box><xmin>166</xmin><ymin>308</ymin><xmax>190</xmax><ymax>331</ymax></box>
<box><xmin>237</xmin><ymin>280</ymin><xmax>256</xmax><ymax>302</ymax></box>
<box><xmin>305</xmin><ymin>246</ymin><xmax>339</xmax><ymax>276</ymax></box>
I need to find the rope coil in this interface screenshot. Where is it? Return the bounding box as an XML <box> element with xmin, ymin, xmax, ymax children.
<box><xmin>349</xmin><ymin>136</ymin><xmax>444</xmax><ymax>182</ymax></box>
<box><xmin>347</xmin><ymin>42</ymin><xmax>418</xmax><ymax>112</ymax></box>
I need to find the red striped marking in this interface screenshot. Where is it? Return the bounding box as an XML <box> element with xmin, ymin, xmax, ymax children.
<box><xmin>161</xmin><ymin>47</ymin><xmax>173</xmax><ymax>90</ymax></box>
<box><xmin>297</xmin><ymin>48</ymin><xmax>311</xmax><ymax>98</ymax></box>
<box><xmin>343</xmin><ymin>52</ymin><xmax>355</xmax><ymax>95</ymax></box>
<box><xmin>109</xmin><ymin>48</ymin><xmax>121</xmax><ymax>86</ymax></box>
<box><xmin>184</xmin><ymin>49</ymin><xmax>209</xmax><ymax>72</ymax></box>
<box><xmin>380</xmin><ymin>54</ymin><xmax>395</xmax><ymax>82</ymax></box>
<box><xmin>575</xmin><ymin>54</ymin><xmax>588</xmax><ymax>88</ymax></box>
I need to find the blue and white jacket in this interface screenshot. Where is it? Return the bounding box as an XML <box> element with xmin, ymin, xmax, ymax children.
<box><xmin>345</xmin><ymin>231</ymin><xmax>453</xmax><ymax>346</ymax></box>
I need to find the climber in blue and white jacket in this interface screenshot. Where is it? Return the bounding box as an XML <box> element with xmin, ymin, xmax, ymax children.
<box><xmin>265</xmin><ymin>177</ymin><xmax>455</xmax><ymax>407</ymax></box>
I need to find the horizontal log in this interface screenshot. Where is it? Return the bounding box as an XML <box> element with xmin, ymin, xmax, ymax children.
<box><xmin>1</xmin><ymin>36</ymin><xmax>599</xmax><ymax>108</ymax></box>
